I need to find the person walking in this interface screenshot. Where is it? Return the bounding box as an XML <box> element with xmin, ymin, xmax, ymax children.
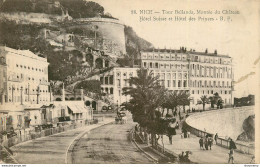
<box><xmin>229</xmin><ymin>138</ymin><xmax>237</xmax><ymax>150</ymax></box>
<box><xmin>199</xmin><ymin>137</ymin><xmax>204</xmax><ymax>150</ymax></box>
<box><xmin>214</xmin><ymin>133</ymin><xmax>218</xmax><ymax>144</ymax></box>
<box><xmin>204</xmin><ymin>137</ymin><xmax>209</xmax><ymax>150</ymax></box>
<box><xmin>208</xmin><ymin>137</ymin><xmax>213</xmax><ymax>150</ymax></box>
<box><xmin>228</xmin><ymin>149</ymin><xmax>234</xmax><ymax>163</ymax></box>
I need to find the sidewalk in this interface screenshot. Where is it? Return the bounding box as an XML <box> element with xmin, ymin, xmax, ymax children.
<box><xmin>8</xmin><ymin>118</ymin><xmax>114</xmax><ymax>164</ymax></box>
<box><xmin>160</xmin><ymin>132</ymin><xmax>253</xmax><ymax>164</ymax></box>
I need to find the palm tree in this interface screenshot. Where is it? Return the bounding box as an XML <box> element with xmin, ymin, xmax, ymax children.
<box><xmin>200</xmin><ymin>95</ymin><xmax>208</xmax><ymax>111</ymax></box>
<box><xmin>177</xmin><ymin>91</ymin><xmax>190</xmax><ymax>113</ymax></box>
<box><xmin>123</xmin><ymin>68</ymin><xmax>167</xmax><ymax>146</ymax></box>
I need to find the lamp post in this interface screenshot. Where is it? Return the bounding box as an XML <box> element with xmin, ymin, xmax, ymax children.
<box><xmin>28</xmin><ymin>83</ymin><xmax>30</xmax><ymax>103</ymax></box>
<box><xmin>12</xmin><ymin>86</ymin><xmax>14</xmax><ymax>103</ymax></box>
<box><xmin>20</xmin><ymin>86</ymin><xmax>23</xmax><ymax>105</ymax></box>
<box><xmin>37</xmin><ymin>86</ymin><xmax>40</xmax><ymax>104</ymax></box>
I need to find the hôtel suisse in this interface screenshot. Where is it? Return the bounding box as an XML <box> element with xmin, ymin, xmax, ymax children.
<box><xmin>140</xmin><ymin>48</ymin><xmax>233</xmax><ymax>108</ymax></box>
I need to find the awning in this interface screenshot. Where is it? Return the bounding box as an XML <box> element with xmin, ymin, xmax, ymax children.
<box><xmin>67</xmin><ymin>105</ymin><xmax>82</xmax><ymax>114</ymax></box>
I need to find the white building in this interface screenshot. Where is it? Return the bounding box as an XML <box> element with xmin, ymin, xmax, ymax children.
<box><xmin>99</xmin><ymin>67</ymin><xmax>138</xmax><ymax>105</ymax></box>
<box><xmin>0</xmin><ymin>46</ymin><xmax>50</xmax><ymax>105</ymax></box>
<box><xmin>0</xmin><ymin>46</ymin><xmax>50</xmax><ymax>135</ymax></box>
<box><xmin>141</xmin><ymin>48</ymin><xmax>233</xmax><ymax>109</ymax></box>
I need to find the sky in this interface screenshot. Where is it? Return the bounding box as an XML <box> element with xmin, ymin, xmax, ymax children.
<box><xmin>92</xmin><ymin>0</ymin><xmax>260</xmax><ymax>97</ymax></box>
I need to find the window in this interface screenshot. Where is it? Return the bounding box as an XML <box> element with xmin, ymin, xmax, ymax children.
<box><xmin>192</xmin><ymin>90</ymin><xmax>194</xmax><ymax>94</ymax></box>
<box><xmin>167</xmin><ymin>80</ymin><xmax>171</xmax><ymax>87</ymax></box>
<box><xmin>109</xmin><ymin>76</ymin><xmax>113</xmax><ymax>85</ymax></box>
<box><xmin>110</xmin><ymin>88</ymin><xmax>113</xmax><ymax>94</ymax></box>
<box><xmin>178</xmin><ymin>80</ymin><xmax>181</xmax><ymax>87</ymax></box>
<box><xmin>150</xmin><ymin>62</ymin><xmax>153</xmax><ymax>68</ymax></box>
<box><xmin>144</xmin><ymin>62</ymin><xmax>147</xmax><ymax>68</ymax></box>
<box><xmin>105</xmin><ymin>77</ymin><xmax>108</xmax><ymax>84</ymax></box>
<box><xmin>172</xmin><ymin>80</ymin><xmax>176</xmax><ymax>87</ymax></box>
<box><xmin>124</xmin><ymin>79</ymin><xmax>127</xmax><ymax>86</ymax></box>
<box><xmin>155</xmin><ymin>63</ymin><xmax>159</xmax><ymax>68</ymax></box>
<box><xmin>183</xmin><ymin>80</ymin><xmax>187</xmax><ymax>87</ymax></box>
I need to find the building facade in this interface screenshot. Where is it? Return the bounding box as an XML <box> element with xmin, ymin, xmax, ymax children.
<box><xmin>0</xmin><ymin>46</ymin><xmax>50</xmax><ymax>105</ymax></box>
<box><xmin>99</xmin><ymin>67</ymin><xmax>138</xmax><ymax>105</ymax></box>
<box><xmin>140</xmin><ymin>48</ymin><xmax>233</xmax><ymax>109</ymax></box>
<box><xmin>0</xmin><ymin>46</ymin><xmax>50</xmax><ymax>137</ymax></box>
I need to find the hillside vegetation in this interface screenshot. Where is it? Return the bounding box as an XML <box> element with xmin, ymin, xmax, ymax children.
<box><xmin>0</xmin><ymin>0</ymin><xmax>153</xmax><ymax>83</ymax></box>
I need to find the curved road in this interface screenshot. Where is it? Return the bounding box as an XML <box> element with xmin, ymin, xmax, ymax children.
<box><xmin>71</xmin><ymin>119</ymin><xmax>152</xmax><ymax>164</ymax></box>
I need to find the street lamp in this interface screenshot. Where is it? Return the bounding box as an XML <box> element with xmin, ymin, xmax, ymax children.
<box><xmin>28</xmin><ymin>83</ymin><xmax>30</xmax><ymax>103</ymax></box>
<box><xmin>20</xmin><ymin>86</ymin><xmax>23</xmax><ymax>105</ymax></box>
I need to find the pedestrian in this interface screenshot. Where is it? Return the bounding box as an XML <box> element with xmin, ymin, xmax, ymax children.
<box><xmin>199</xmin><ymin>137</ymin><xmax>204</xmax><ymax>150</ymax></box>
<box><xmin>176</xmin><ymin>122</ymin><xmax>179</xmax><ymax>129</ymax></box>
<box><xmin>229</xmin><ymin>139</ymin><xmax>237</xmax><ymax>150</ymax></box>
<box><xmin>214</xmin><ymin>133</ymin><xmax>218</xmax><ymax>144</ymax></box>
<box><xmin>187</xmin><ymin>131</ymin><xmax>190</xmax><ymax>138</ymax></box>
<box><xmin>181</xmin><ymin>132</ymin><xmax>184</xmax><ymax>138</ymax></box>
<box><xmin>228</xmin><ymin>149</ymin><xmax>234</xmax><ymax>164</ymax></box>
<box><xmin>204</xmin><ymin>137</ymin><xmax>209</xmax><ymax>150</ymax></box>
<box><xmin>208</xmin><ymin>137</ymin><xmax>213</xmax><ymax>150</ymax></box>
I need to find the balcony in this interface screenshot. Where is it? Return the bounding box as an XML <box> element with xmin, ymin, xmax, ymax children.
<box><xmin>39</xmin><ymin>80</ymin><xmax>50</xmax><ymax>86</ymax></box>
<box><xmin>8</xmin><ymin>77</ymin><xmax>23</xmax><ymax>83</ymax></box>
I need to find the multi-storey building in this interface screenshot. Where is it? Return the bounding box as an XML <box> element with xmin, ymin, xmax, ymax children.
<box><xmin>0</xmin><ymin>46</ymin><xmax>50</xmax><ymax>136</ymax></box>
<box><xmin>98</xmin><ymin>67</ymin><xmax>138</xmax><ymax>105</ymax></box>
<box><xmin>141</xmin><ymin>48</ymin><xmax>233</xmax><ymax>109</ymax></box>
<box><xmin>0</xmin><ymin>46</ymin><xmax>50</xmax><ymax>105</ymax></box>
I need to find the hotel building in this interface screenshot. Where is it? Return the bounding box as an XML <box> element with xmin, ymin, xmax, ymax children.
<box><xmin>0</xmin><ymin>46</ymin><xmax>50</xmax><ymax>105</ymax></box>
<box><xmin>140</xmin><ymin>48</ymin><xmax>233</xmax><ymax>108</ymax></box>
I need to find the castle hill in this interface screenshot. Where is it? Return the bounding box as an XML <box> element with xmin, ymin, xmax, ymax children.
<box><xmin>0</xmin><ymin>0</ymin><xmax>256</xmax><ymax>165</ymax></box>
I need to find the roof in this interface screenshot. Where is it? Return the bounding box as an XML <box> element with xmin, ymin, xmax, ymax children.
<box><xmin>142</xmin><ymin>48</ymin><xmax>231</xmax><ymax>58</ymax></box>
<box><xmin>0</xmin><ymin>46</ymin><xmax>48</xmax><ymax>62</ymax></box>
<box><xmin>67</xmin><ymin>104</ymin><xmax>85</xmax><ymax>114</ymax></box>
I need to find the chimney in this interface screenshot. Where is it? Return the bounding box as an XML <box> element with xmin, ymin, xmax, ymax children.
<box><xmin>62</xmin><ymin>83</ymin><xmax>65</xmax><ymax>101</ymax></box>
<box><xmin>205</xmin><ymin>48</ymin><xmax>208</xmax><ymax>54</ymax></box>
<box><xmin>214</xmin><ymin>50</ymin><xmax>217</xmax><ymax>55</ymax></box>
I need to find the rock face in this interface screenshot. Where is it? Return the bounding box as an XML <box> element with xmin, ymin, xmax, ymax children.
<box><xmin>237</xmin><ymin>115</ymin><xmax>255</xmax><ymax>141</ymax></box>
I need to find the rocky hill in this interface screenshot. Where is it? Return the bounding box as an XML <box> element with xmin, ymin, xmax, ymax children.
<box><xmin>0</xmin><ymin>0</ymin><xmax>153</xmax><ymax>83</ymax></box>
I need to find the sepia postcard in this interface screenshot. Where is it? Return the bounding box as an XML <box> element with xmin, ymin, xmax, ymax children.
<box><xmin>0</xmin><ymin>0</ymin><xmax>259</xmax><ymax>165</ymax></box>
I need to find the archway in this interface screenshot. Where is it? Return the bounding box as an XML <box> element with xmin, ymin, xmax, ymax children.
<box><xmin>85</xmin><ymin>53</ymin><xmax>94</xmax><ymax>67</ymax></box>
<box><xmin>76</xmin><ymin>97</ymin><xmax>81</xmax><ymax>100</ymax></box>
<box><xmin>70</xmin><ymin>97</ymin><xmax>75</xmax><ymax>100</ymax></box>
<box><xmin>85</xmin><ymin>101</ymin><xmax>91</xmax><ymax>106</ymax></box>
<box><xmin>95</xmin><ymin>58</ymin><xmax>103</xmax><ymax>69</ymax></box>
<box><xmin>92</xmin><ymin>101</ymin><xmax>97</xmax><ymax>110</ymax></box>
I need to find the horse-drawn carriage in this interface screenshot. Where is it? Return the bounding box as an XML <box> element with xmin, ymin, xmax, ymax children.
<box><xmin>115</xmin><ymin>112</ymin><xmax>127</xmax><ymax>124</ymax></box>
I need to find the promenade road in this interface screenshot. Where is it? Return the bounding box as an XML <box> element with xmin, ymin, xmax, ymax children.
<box><xmin>10</xmin><ymin>118</ymin><xmax>114</xmax><ymax>164</ymax></box>
<box><xmin>161</xmin><ymin>133</ymin><xmax>253</xmax><ymax>163</ymax></box>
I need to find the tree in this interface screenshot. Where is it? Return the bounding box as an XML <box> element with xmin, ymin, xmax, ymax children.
<box><xmin>123</xmin><ymin>68</ymin><xmax>167</xmax><ymax>146</ymax></box>
<box><xmin>209</xmin><ymin>92</ymin><xmax>222</xmax><ymax>109</ymax></box>
<box><xmin>75</xmin><ymin>80</ymin><xmax>101</xmax><ymax>95</ymax></box>
<box><xmin>200</xmin><ymin>95</ymin><xmax>208</xmax><ymax>111</ymax></box>
<box><xmin>177</xmin><ymin>91</ymin><xmax>190</xmax><ymax>113</ymax></box>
